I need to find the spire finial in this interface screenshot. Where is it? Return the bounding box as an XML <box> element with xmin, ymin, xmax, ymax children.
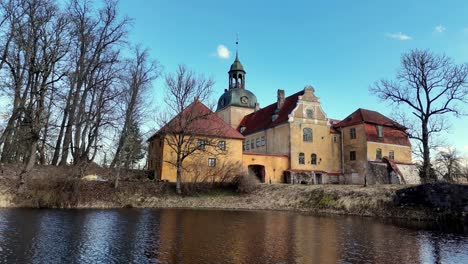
<box><xmin>235</xmin><ymin>33</ymin><xmax>239</xmax><ymax>60</ymax></box>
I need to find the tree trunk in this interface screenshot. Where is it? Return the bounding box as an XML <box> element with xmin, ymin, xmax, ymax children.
<box><xmin>52</xmin><ymin>87</ymin><xmax>73</xmax><ymax>165</ymax></box>
<box><xmin>176</xmin><ymin>163</ymin><xmax>182</xmax><ymax>194</ymax></box>
<box><xmin>421</xmin><ymin>120</ymin><xmax>431</xmax><ymax>183</ymax></box>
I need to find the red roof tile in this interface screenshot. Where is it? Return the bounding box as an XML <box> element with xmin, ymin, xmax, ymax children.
<box><xmin>149</xmin><ymin>100</ymin><xmax>244</xmax><ymax>141</ymax></box>
<box><xmin>333</xmin><ymin>108</ymin><xmax>410</xmax><ymax>146</ymax></box>
<box><xmin>364</xmin><ymin>123</ymin><xmax>411</xmax><ymax>146</ymax></box>
<box><xmin>238</xmin><ymin>90</ymin><xmax>304</xmax><ymax>135</ymax></box>
<box><xmin>334</xmin><ymin>108</ymin><xmax>404</xmax><ymax>128</ymax></box>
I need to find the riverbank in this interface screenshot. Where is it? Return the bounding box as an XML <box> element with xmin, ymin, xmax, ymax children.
<box><xmin>0</xmin><ymin>177</ymin><xmax>466</xmax><ymax>223</ymax></box>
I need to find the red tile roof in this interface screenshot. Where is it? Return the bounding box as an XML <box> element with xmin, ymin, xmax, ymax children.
<box><xmin>148</xmin><ymin>100</ymin><xmax>244</xmax><ymax>141</ymax></box>
<box><xmin>238</xmin><ymin>90</ymin><xmax>304</xmax><ymax>135</ymax></box>
<box><xmin>334</xmin><ymin>108</ymin><xmax>410</xmax><ymax>146</ymax></box>
<box><xmin>364</xmin><ymin>123</ymin><xmax>411</xmax><ymax>146</ymax></box>
<box><xmin>334</xmin><ymin>108</ymin><xmax>404</xmax><ymax>128</ymax></box>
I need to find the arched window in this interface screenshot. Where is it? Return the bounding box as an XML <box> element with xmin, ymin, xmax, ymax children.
<box><xmin>306</xmin><ymin>109</ymin><xmax>314</xmax><ymax>118</ymax></box>
<box><xmin>376</xmin><ymin>148</ymin><xmax>382</xmax><ymax>160</ymax></box>
<box><xmin>303</xmin><ymin>128</ymin><xmax>312</xmax><ymax>142</ymax></box>
<box><xmin>299</xmin><ymin>153</ymin><xmax>305</xmax><ymax>164</ymax></box>
<box><xmin>311</xmin><ymin>154</ymin><xmax>317</xmax><ymax>165</ymax></box>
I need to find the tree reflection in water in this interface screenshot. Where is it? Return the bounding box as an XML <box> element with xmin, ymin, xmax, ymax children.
<box><xmin>0</xmin><ymin>209</ymin><xmax>466</xmax><ymax>263</ymax></box>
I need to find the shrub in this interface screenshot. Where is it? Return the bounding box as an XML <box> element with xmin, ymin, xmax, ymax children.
<box><xmin>234</xmin><ymin>172</ymin><xmax>259</xmax><ymax>193</ymax></box>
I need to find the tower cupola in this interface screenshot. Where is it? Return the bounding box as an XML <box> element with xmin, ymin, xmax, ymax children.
<box><xmin>228</xmin><ymin>48</ymin><xmax>246</xmax><ymax>89</ymax></box>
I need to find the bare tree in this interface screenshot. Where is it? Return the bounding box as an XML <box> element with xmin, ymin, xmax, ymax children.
<box><xmin>370</xmin><ymin>50</ymin><xmax>468</xmax><ymax>182</ymax></box>
<box><xmin>56</xmin><ymin>0</ymin><xmax>129</xmax><ymax>166</ymax></box>
<box><xmin>159</xmin><ymin>65</ymin><xmax>219</xmax><ymax>194</ymax></box>
<box><xmin>111</xmin><ymin>47</ymin><xmax>159</xmax><ymax>170</ymax></box>
<box><xmin>0</xmin><ymin>0</ymin><xmax>69</xmax><ymax>180</ymax></box>
<box><xmin>434</xmin><ymin>148</ymin><xmax>463</xmax><ymax>182</ymax></box>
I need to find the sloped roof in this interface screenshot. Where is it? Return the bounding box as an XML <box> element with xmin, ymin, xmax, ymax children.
<box><xmin>334</xmin><ymin>108</ymin><xmax>404</xmax><ymax>128</ymax></box>
<box><xmin>148</xmin><ymin>100</ymin><xmax>244</xmax><ymax>141</ymax></box>
<box><xmin>238</xmin><ymin>90</ymin><xmax>304</xmax><ymax>135</ymax></box>
<box><xmin>364</xmin><ymin>123</ymin><xmax>411</xmax><ymax>146</ymax></box>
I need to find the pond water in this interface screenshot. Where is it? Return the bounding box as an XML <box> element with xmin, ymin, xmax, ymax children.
<box><xmin>0</xmin><ymin>208</ymin><xmax>466</xmax><ymax>264</ymax></box>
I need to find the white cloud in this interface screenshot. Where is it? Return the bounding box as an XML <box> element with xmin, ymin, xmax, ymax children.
<box><xmin>386</xmin><ymin>32</ymin><xmax>412</xmax><ymax>41</ymax></box>
<box><xmin>435</xmin><ymin>25</ymin><xmax>446</xmax><ymax>33</ymax></box>
<box><xmin>464</xmin><ymin>145</ymin><xmax>468</xmax><ymax>151</ymax></box>
<box><xmin>216</xmin><ymin>44</ymin><xmax>230</xmax><ymax>59</ymax></box>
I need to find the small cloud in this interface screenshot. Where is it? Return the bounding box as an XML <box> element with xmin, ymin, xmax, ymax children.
<box><xmin>464</xmin><ymin>145</ymin><xmax>468</xmax><ymax>151</ymax></box>
<box><xmin>434</xmin><ymin>25</ymin><xmax>446</xmax><ymax>33</ymax></box>
<box><xmin>386</xmin><ymin>32</ymin><xmax>412</xmax><ymax>41</ymax></box>
<box><xmin>216</xmin><ymin>44</ymin><xmax>230</xmax><ymax>59</ymax></box>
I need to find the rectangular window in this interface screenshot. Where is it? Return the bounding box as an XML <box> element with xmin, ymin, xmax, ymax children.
<box><xmin>246</xmin><ymin>140</ymin><xmax>250</xmax><ymax>150</ymax></box>
<box><xmin>208</xmin><ymin>158</ymin><xmax>216</xmax><ymax>167</ymax></box>
<box><xmin>389</xmin><ymin>151</ymin><xmax>395</xmax><ymax>160</ymax></box>
<box><xmin>350</xmin><ymin>151</ymin><xmax>356</xmax><ymax>161</ymax></box>
<box><xmin>376</xmin><ymin>125</ymin><xmax>383</xmax><ymax>137</ymax></box>
<box><xmin>251</xmin><ymin>139</ymin><xmax>255</xmax><ymax>149</ymax></box>
<box><xmin>350</xmin><ymin>128</ymin><xmax>356</xmax><ymax>139</ymax></box>
<box><xmin>261</xmin><ymin>136</ymin><xmax>266</xmax><ymax>146</ymax></box>
<box><xmin>376</xmin><ymin>149</ymin><xmax>382</xmax><ymax>160</ymax></box>
<box><xmin>256</xmin><ymin>138</ymin><xmax>260</xmax><ymax>147</ymax></box>
<box><xmin>218</xmin><ymin>140</ymin><xmax>226</xmax><ymax>150</ymax></box>
<box><xmin>299</xmin><ymin>153</ymin><xmax>305</xmax><ymax>164</ymax></box>
<box><xmin>197</xmin><ymin>139</ymin><xmax>205</xmax><ymax>150</ymax></box>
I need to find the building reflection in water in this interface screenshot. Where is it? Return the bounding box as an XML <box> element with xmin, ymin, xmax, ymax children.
<box><xmin>0</xmin><ymin>208</ymin><xmax>466</xmax><ymax>263</ymax></box>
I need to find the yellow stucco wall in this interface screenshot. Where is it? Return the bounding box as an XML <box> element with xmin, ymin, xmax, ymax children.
<box><xmin>242</xmin><ymin>124</ymin><xmax>290</xmax><ymax>156</ymax></box>
<box><xmin>242</xmin><ymin>153</ymin><xmax>290</xmax><ymax>183</ymax></box>
<box><xmin>149</xmin><ymin>135</ymin><xmax>243</xmax><ymax>183</ymax></box>
<box><xmin>217</xmin><ymin>106</ymin><xmax>255</xmax><ymax>129</ymax></box>
<box><xmin>340</xmin><ymin>124</ymin><xmax>368</xmax><ymax>182</ymax></box>
<box><xmin>288</xmin><ymin>89</ymin><xmax>341</xmax><ymax>174</ymax></box>
<box><xmin>366</xmin><ymin>141</ymin><xmax>412</xmax><ymax>163</ymax></box>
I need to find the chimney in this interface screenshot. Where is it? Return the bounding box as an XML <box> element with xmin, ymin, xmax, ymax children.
<box><xmin>277</xmin><ymin>89</ymin><xmax>285</xmax><ymax>110</ymax></box>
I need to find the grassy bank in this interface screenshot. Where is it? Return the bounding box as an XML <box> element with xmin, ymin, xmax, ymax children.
<box><xmin>0</xmin><ymin>177</ymin><xmax>466</xmax><ymax>223</ymax></box>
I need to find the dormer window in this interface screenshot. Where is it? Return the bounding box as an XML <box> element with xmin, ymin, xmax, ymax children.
<box><xmin>240</xmin><ymin>126</ymin><xmax>246</xmax><ymax>133</ymax></box>
<box><xmin>376</xmin><ymin>125</ymin><xmax>383</xmax><ymax>137</ymax></box>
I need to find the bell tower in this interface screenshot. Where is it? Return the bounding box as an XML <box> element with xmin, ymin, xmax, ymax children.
<box><xmin>216</xmin><ymin>36</ymin><xmax>258</xmax><ymax>129</ymax></box>
<box><xmin>228</xmin><ymin>41</ymin><xmax>246</xmax><ymax>89</ymax></box>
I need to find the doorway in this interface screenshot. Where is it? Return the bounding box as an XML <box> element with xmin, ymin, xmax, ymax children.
<box><xmin>315</xmin><ymin>174</ymin><xmax>322</xmax><ymax>184</ymax></box>
<box><xmin>248</xmin><ymin>165</ymin><xmax>266</xmax><ymax>183</ymax></box>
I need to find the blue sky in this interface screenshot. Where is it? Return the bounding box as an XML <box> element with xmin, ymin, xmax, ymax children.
<box><xmin>118</xmin><ymin>0</ymin><xmax>468</xmax><ymax>156</ymax></box>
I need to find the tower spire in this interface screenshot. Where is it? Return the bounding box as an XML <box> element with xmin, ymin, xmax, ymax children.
<box><xmin>235</xmin><ymin>33</ymin><xmax>239</xmax><ymax>60</ymax></box>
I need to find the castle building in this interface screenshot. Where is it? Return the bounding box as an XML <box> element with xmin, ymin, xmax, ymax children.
<box><xmin>148</xmin><ymin>51</ymin><xmax>419</xmax><ymax>184</ymax></box>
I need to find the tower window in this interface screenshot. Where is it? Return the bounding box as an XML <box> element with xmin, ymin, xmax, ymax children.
<box><xmin>350</xmin><ymin>128</ymin><xmax>356</xmax><ymax>139</ymax></box>
<box><xmin>303</xmin><ymin>128</ymin><xmax>312</xmax><ymax>142</ymax></box>
<box><xmin>311</xmin><ymin>154</ymin><xmax>317</xmax><ymax>165</ymax></box>
<box><xmin>299</xmin><ymin>153</ymin><xmax>305</xmax><ymax>164</ymax></box>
